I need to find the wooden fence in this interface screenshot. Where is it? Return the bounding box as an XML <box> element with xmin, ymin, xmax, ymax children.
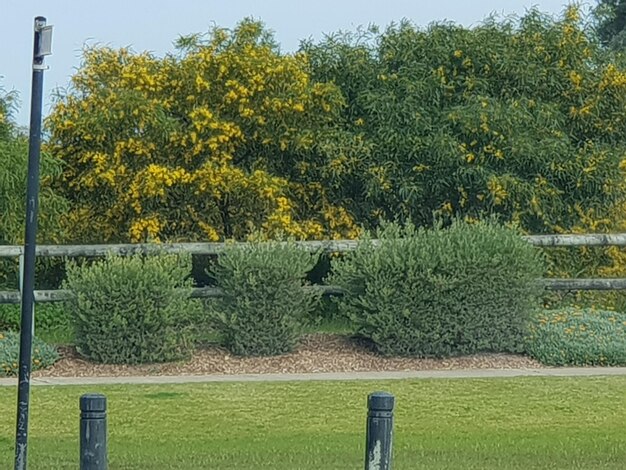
<box><xmin>2</xmin><ymin>233</ymin><xmax>626</xmax><ymax>304</ymax></box>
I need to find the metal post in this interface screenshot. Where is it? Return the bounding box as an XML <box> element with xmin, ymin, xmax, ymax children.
<box><xmin>364</xmin><ymin>391</ymin><xmax>395</xmax><ymax>470</ymax></box>
<box><xmin>80</xmin><ymin>394</ymin><xmax>108</xmax><ymax>470</ymax></box>
<box><xmin>14</xmin><ymin>16</ymin><xmax>52</xmax><ymax>470</ymax></box>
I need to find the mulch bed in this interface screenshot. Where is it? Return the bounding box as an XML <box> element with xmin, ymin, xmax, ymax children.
<box><xmin>33</xmin><ymin>334</ymin><xmax>543</xmax><ymax>377</ymax></box>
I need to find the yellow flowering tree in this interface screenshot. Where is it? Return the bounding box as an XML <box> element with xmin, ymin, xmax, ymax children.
<box><xmin>302</xmin><ymin>7</ymin><xmax>626</xmax><ymax>236</ymax></box>
<box><xmin>48</xmin><ymin>20</ymin><xmax>359</xmax><ymax>242</ymax></box>
<box><xmin>300</xmin><ymin>6</ymin><xmax>626</xmax><ymax>307</ymax></box>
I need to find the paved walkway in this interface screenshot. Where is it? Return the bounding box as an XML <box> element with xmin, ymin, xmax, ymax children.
<box><xmin>1</xmin><ymin>367</ymin><xmax>626</xmax><ymax>386</ymax></box>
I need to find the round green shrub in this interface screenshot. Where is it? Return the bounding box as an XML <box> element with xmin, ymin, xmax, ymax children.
<box><xmin>526</xmin><ymin>307</ymin><xmax>626</xmax><ymax>366</ymax></box>
<box><xmin>208</xmin><ymin>240</ymin><xmax>321</xmax><ymax>356</ymax></box>
<box><xmin>330</xmin><ymin>220</ymin><xmax>545</xmax><ymax>357</ymax></box>
<box><xmin>63</xmin><ymin>253</ymin><xmax>199</xmax><ymax>364</ymax></box>
<box><xmin>0</xmin><ymin>331</ymin><xmax>59</xmax><ymax>376</ymax></box>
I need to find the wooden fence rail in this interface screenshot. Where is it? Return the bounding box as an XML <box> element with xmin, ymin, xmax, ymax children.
<box><xmin>1</xmin><ymin>233</ymin><xmax>626</xmax><ymax>304</ymax></box>
<box><xmin>2</xmin><ymin>233</ymin><xmax>626</xmax><ymax>258</ymax></box>
<box><xmin>0</xmin><ymin>286</ymin><xmax>348</xmax><ymax>304</ymax></box>
<box><xmin>0</xmin><ymin>279</ymin><xmax>625</xmax><ymax>305</ymax></box>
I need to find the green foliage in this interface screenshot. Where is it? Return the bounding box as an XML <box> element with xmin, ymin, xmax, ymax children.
<box><xmin>0</xmin><ymin>86</ymin><xmax>68</xmax><ymax>289</ymax></box>
<box><xmin>594</xmin><ymin>0</ymin><xmax>626</xmax><ymax>49</ymax></box>
<box><xmin>45</xmin><ymin>8</ymin><xmax>626</xmax><ymax>258</ymax></box>
<box><xmin>302</xmin><ymin>7</ymin><xmax>626</xmax><ymax>237</ymax></box>
<box><xmin>63</xmin><ymin>253</ymin><xmax>199</xmax><ymax>364</ymax></box>
<box><xmin>0</xmin><ymin>331</ymin><xmax>59</xmax><ymax>376</ymax></box>
<box><xmin>0</xmin><ymin>305</ymin><xmax>18</xmax><ymax>331</ymax></box>
<box><xmin>526</xmin><ymin>307</ymin><xmax>626</xmax><ymax>366</ymax></box>
<box><xmin>330</xmin><ymin>220</ymin><xmax>545</xmax><ymax>357</ymax></box>
<box><xmin>0</xmin><ymin>303</ymin><xmax>72</xmax><ymax>334</ymax></box>
<box><xmin>46</xmin><ymin>19</ymin><xmax>358</xmax><ymax>243</ymax></box>
<box><xmin>208</xmin><ymin>239</ymin><xmax>321</xmax><ymax>355</ymax></box>
<box><xmin>37</xmin><ymin>303</ymin><xmax>72</xmax><ymax>333</ymax></box>
<box><xmin>0</xmin><ymin>90</ymin><xmax>67</xmax><ymax>247</ymax></box>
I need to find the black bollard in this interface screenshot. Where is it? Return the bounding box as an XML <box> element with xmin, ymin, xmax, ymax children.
<box><xmin>80</xmin><ymin>394</ymin><xmax>108</xmax><ymax>470</ymax></box>
<box><xmin>364</xmin><ymin>391</ymin><xmax>395</xmax><ymax>470</ymax></box>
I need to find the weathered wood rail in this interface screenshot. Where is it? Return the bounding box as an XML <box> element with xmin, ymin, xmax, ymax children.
<box><xmin>0</xmin><ymin>286</ymin><xmax>347</xmax><ymax>304</ymax></box>
<box><xmin>2</xmin><ymin>233</ymin><xmax>626</xmax><ymax>258</ymax></box>
<box><xmin>1</xmin><ymin>233</ymin><xmax>626</xmax><ymax>303</ymax></box>
<box><xmin>0</xmin><ymin>240</ymin><xmax>360</xmax><ymax>257</ymax></box>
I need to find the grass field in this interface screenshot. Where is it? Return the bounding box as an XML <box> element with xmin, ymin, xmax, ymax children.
<box><xmin>0</xmin><ymin>376</ymin><xmax>625</xmax><ymax>469</ymax></box>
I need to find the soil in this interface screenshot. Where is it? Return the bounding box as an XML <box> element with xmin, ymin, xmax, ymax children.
<box><xmin>33</xmin><ymin>334</ymin><xmax>543</xmax><ymax>377</ymax></box>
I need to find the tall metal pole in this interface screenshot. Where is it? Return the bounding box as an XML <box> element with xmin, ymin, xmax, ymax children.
<box><xmin>14</xmin><ymin>16</ymin><xmax>52</xmax><ymax>470</ymax></box>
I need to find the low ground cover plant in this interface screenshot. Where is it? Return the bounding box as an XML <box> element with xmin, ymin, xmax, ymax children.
<box><xmin>0</xmin><ymin>331</ymin><xmax>59</xmax><ymax>376</ymax></box>
<box><xmin>526</xmin><ymin>307</ymin><xmax>626</xmax><ymax>366</ymax></box>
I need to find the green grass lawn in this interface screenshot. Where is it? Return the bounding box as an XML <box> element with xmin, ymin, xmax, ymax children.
<box><xmin>1</xmin><ymin>377</ymin><xmax>625</xmax><ymax>469</ymax></box>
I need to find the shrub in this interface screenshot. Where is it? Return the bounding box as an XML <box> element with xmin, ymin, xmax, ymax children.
<box><xmin>526</xmin><ymin>308</ymin><xmax>626</xmax><ymax>366</ymax></box>
<box><xmin>208</xmin><ymin>240</ymin><xmax>321</xmax><ymax>356</ymax></box>
<box><xmin>34</xmin><ymin>303</ymin><xmax>73</xmax><ymax>333</ymax></box>
<box><xmin>330</xmin><ymin>220</ymin><xmax>545</xmax><ymax>357</ymax></box>
<box><xmin>0</xmin><ymin>303</ymin><xmax>72</xmax><ymax>334</ymax></box>
<box><xmin>0</xmin><ymin>331</ymin><xmax>59</xmax><ymax>376</ymax></box>
<box><xmin>0</xmin><ymin>304</ymin><xmax>19</xmax><ymax>331</ymax></box>
<box><xmin>63</xmin><ymin>253</ymin><xmax>199</xmax><ymax>364</ymax></box>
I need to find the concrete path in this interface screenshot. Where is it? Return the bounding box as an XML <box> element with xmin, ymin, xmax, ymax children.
<box><xmin>2</xmin><ymin>367</ymin><xmax>626</xmax><ymax>386</ymax></box>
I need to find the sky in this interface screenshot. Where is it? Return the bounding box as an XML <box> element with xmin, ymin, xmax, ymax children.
<box><xmin>1</xmin><ymin>0</ymin><xmax>585</xmax><ymax>125</ymax></box>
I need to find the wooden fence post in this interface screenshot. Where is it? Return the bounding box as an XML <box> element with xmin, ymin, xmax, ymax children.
<box><xmin>17</xmin><ymin>253</ymin><xmax>35</xmax><ymax>336</ymax></box>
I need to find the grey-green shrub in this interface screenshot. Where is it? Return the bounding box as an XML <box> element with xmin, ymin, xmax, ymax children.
<box><xmin>330</xmin><ymin>220</ymin><xmax>545</xmax><ymax>357</ymax></box>
<box><xmin>526</xmin><ymin>308</ymin><xmax>626</xmax><ymax>366</ymax></box>
<box><xmin>208</xmin><ymin>240</ymin><xmax>321</xmax><ymax>356</ymax></box>
<box><xmin>0</xmin><ymin>331</ymin><xmax>59</xmax><ymax>376</ymax></box>
<box><xmin>64</xmin><ymin>253</ymin><xmax>199</xmax><ymax>364</ymax></box>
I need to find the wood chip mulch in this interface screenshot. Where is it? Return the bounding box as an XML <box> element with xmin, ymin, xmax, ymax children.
<box><xmin>33</xmin><ymin>334</ymin><xmax>543</xmax><ymax>377</ymax></box>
